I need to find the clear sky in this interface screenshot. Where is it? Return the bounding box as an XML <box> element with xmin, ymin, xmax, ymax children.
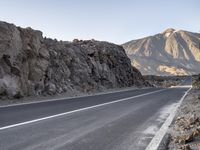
<box><xmin>0</xmin><ymin>0</ymin><xmax>199</xmax><ymax>44</ymax></box>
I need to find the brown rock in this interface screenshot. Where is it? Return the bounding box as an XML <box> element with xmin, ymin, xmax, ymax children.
<box><xmin>185</xmin><ymin>134</ymin><xmax>194</xmax><ymax>143</ymax></box>
<box><xmin>180</xmin><ymin>144</ymin><xmax>191</xmax><ymax>150</ymax></box>
<box><xmin>0</xmin><ymin>21</ymin><xmax>150</xmax><ymax>99</ymax></box>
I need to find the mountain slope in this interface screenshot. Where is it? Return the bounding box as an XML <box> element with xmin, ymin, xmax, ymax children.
<box><xmin>122</xmin><ymin>28</ymin><xmax>200</xmax><ymax>75</ymax></box>
<box><xmin>0</xmin><ymin>21</ymin><xmax>148</xmax><ymax>99</ymax></box>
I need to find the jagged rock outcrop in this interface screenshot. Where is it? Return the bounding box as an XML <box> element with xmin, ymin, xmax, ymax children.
<box><xmin>123</xmin><ymin>29</ymin><xmax>200</xmax><ymax>76</ymax></box>
<box><xmin>0</xmin><ymin>21</ymin><xmax>148</xmax><ymax>99</ymax></box>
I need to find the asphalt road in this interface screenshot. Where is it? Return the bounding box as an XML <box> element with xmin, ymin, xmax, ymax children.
<box><xmin>0</xmin><ymin>77</ymin><xmax>192</xmax><ymax>150</ymax></box>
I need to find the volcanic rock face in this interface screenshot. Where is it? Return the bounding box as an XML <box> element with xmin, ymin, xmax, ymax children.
<box><xmin>0</xmin><ymin>21</ymin><xmax>147</xmax><ymax>98</ymax></box>
<box><xmin>123</xmin><ymin>29</ymin><xmax>200</xmax><ymax>76</ymax></box>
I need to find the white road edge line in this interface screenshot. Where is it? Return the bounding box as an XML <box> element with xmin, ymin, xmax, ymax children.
<box><xmin>0</xmin><ymin>89</ymin><xmax>167</xmax><ymax>131</ymax></box>
<box><xmin>145</xmin><ymin>86</ymin><xmax>192</xmax><ymax>150</ymax></box>
<box><xmin>0</xmin><ymin>87</ymin><xmax>152</xmax><ymax>108</ymax></box>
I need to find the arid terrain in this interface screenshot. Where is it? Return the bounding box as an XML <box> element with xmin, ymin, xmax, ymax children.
<box><xmin>144</xmin><ymin>75</ymin><xmax>187</xmax><ymax>88</ymax></box>
<box><xmin>0</xmin><ymin>21</ymin><xmax>149</xmax><ymax>101</ymax></box>
<box><xmin>0</xmin><ymin>1</ymin><xmax>199</xmax><ymax>150</ymax></box>
<box><xmin>123</xmin><ymin>29</ymin><xmax>200</xmax><ymax>76</ymax></box>
<box><xmin>167</xmin><ymin>75</ymin><xmax>200</xmax><ymax>150</ymax></box>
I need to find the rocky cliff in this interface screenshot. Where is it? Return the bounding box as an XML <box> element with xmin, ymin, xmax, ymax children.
<box><xmin>123</xmin><ymin>28</ymin><xmax>200</xmax><ymax>76</ymax></box>
<box><xmin>0</xmin><ymin>21</ymin><xmax>148</xmax><ymax>99</ymax></box>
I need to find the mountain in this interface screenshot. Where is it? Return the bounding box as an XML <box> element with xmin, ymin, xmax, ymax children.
<box><xmin>0</xmin><ymin>21</ymin><xmax>149</xmax><ymax>99</ymax></box>
<box><xmin>122</xmin><ymin>28</ymin><xmax>200</xmax><ymax>76</ymax></box>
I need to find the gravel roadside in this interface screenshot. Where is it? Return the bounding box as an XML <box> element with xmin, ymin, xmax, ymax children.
<box><xmin>167</xmin><ymin>89</ymin><xmax>200</xmax><ymax>150</ymax></box>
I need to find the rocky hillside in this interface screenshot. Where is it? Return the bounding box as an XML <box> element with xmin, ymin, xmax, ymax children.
<box><xmin>123</xmin><ymin>28</ymin><xmax>200</xmax><ymax>76</ymax></box>
<box><xmin>0</xmin><ymin>21</ymin><xmax>148</xmax><ymax>99</ymax></box>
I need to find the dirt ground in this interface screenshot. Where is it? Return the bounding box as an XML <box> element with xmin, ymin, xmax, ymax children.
<box><xmin>168</xmin><ymin>89</ymin><xmax>200</xmax><ymax>150</ymax></box>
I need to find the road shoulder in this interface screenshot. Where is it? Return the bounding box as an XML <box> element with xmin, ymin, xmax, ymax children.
<box><xmin>145</xmin><ymin>86</ymin><xmax>192</xmax><ymax>150</ymax></box>
<box><xmin>0</xmin><ymin>86</ymin><xmax>141</xmax><ymax>106</ymax></box>
<box><xmin>167</xmin><ymin>89</ymin><xmax>200</xmax><ymax>150</ymax></box>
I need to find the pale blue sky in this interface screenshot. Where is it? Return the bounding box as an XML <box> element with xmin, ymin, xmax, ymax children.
<box><xmin>0</xmin><ymin>0</ymin><xmax>199</xmax><ymax>44</ymax></box>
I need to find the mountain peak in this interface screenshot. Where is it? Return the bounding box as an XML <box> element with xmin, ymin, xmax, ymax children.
<box><xmin>163</xmin><ymin>28</ymin><xmax>176</xmax><ymax>37</ymax></box>
<box><xmin>123</xmin><ymin>28</ymin><xmax>200</xmax><ymax>76</ymax></box>
<box><xmin>163</xmin><ymin>28</ymin><xmax>175</xmax><ymax>33</ymax></box>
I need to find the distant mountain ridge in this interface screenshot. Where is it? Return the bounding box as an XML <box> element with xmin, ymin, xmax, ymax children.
<box><xmin>122</xmin><ymin>28</ymin><xmax>200</xmax><ymax>76</ymax></box>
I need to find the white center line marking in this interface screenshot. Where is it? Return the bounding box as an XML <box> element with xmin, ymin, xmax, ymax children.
<box><xmin>0</xmin><ymin>89</ymin><xmax>167</xmax><ymax>131</ymax></box>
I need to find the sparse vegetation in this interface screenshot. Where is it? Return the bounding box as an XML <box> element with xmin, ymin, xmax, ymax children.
<box><xmin>143</xmin><ymin>75</ymin><xmax>187</xmax><ymax>87</ymax></box>
<box><xmin>192</xmin><ymin>74</ymin><xmax>200</xmax><ymax>89</ymax></box>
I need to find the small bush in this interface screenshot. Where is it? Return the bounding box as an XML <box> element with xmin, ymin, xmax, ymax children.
<box><xmin>192</xmin><ymin>74</ymin><xmax>200</xmax><ymax>89</ymax></box>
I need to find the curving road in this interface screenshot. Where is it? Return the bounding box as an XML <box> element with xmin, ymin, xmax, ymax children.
<box><xmin>0</xmin><ymin>77</ymin><xmax>192</xmax><ymax>150</ymax></box>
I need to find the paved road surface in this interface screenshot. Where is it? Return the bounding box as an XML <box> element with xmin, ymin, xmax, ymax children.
<box><xmin>0</xmin><ymin>77</ymin><xmax>192</xmax><ymax>150</ymax></box>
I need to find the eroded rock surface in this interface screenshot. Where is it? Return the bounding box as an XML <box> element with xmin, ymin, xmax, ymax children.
<box><xmin>0</xmin><ymin>21</ymin><xmax>148</xmax><ymax>99</ymax></box>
